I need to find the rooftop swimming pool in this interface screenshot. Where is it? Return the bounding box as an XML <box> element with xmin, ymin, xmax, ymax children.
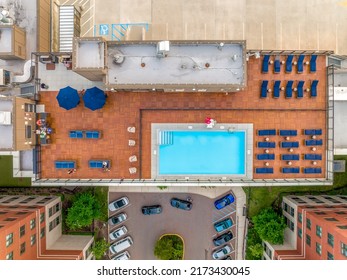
<box><xmin>158</xmin><ymin>130</ymin><xmax>246</xmax><ymax>175</ymax></box>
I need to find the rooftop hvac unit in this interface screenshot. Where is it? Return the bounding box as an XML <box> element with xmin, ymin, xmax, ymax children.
<box><xmin>0</xmin><ymin>69</ymin><xmax>11</xmax><ymax>86</ymax></box>
<box><xmin>157</xmin><ymin>41</ymin><xmax>170</xmax><ymax>58</ymax></box>
<box><xmin>112</xmin><ymin>51</ymin><xmax>125</xmax><ymax>64</ymax></box>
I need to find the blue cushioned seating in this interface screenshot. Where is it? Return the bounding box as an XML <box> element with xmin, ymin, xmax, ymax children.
<box><xmin>297</xmin><ymin>81</ymin><xmax>304</xmax><ymax>98</ymax></box>
<box><xmin>88</xmin><ymin>160</ymin><xmax>110</xmax><ymax>168</ymax></box>
<box><xmin>257</xmin><ymin>129</ymin><xmax>276</xmax><ymax>136</ymax></box>
<box><xmin>69</xmin><ymin>130</ymin><xmax>83</xmax><ymax>138</ymax></box>
<box><xmin>255</xmin><ymin>167</ymin><xmax>273</xmax><ymax>174</ymax></box>
<box><xmin>257</xmin><ymin>154</ymin><xmax>275</xmax><ymax>160</ymax></box>
<box><xmin>262</xmin><ymin>55</ymin><xmax>270</xmax><ymax>73</ymax></box>
<box><xmin>304</xmin><ymin>129</ymin><xmax>322</xmax><ymax>135</ymax></box>
<box><xmin>281</xmin><ymin>154</ymin><xmax>300</xmax><ymax>161</ymax></box>
<box><xmin>280</xmin><ymin>141</ymin><xmax>299</xmax><ymax>148</ymax></box>
<box><xmin>85</xmin><ymin>131</ymin><xmax>100</xmax><ymax>139</ymax></box>
<box><xmin>305</xmin><ymin>139</ymin><xmax>323</xmax><ymax>146</ymax></box>
<box><xmin>310</xmin><ymin>55</ymin><xmax>317</xmax><ymax>72</ymax></box>
<box><xmin>279</xmin><ymin>130</ymin><xmax>297</xmax><ymax>136</ymax></box>
<box><xmin>274</xmin><ymin>58</ymin><xmax>281</xmax><ymax>73</ymax></box>
<box><xmin>273</xmin><ymin>80</ymin><xmax>280</xmax><ymax>98</ymax></box>
<box><xmin>286</xmin><ymin>55</ymin><xmax>293</xmax><ymax>73</ymax></box>
<box><xmin>285</xmin><ymin>80</ymin><xmax>293</xmax><ymax>98</ymax></box>
<box><xmin>55</xmin><ymin>161</ymin><xmax>76</xmax><ymax>169</ymax></box>
<box><xmin>257</xmin><ymin>142</ymin><xmax>276</xmax><ymax>148</ymax></box>
<box><xmin>304</xmin><ymin>154</ymin><xmax>322</xmax><ymax>160</ymax></box>
<box><xmin>261</xmin><ymin>80</ymin><xmax>268</xmax><ymax>98</ymax></box>
<box><xmin>304</xmin><ymin>167</ymin><xmax>322</xmax><ymax>174</ymax></box>
<box><xmin>282</xmin><ymin>167</ymin><xmax>300</xmax><ymax>173</ymax></box>
<box><xmin>297</xmin><ymin>55</ymin><xmax>305</xmax><ymax>73</ymax></box>
<box><xmin>311</xmin><ymin>80</ymin><xmax>318</xmax><ymax>97</ymax></box>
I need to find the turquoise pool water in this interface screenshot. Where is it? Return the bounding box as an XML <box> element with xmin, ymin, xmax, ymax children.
<box><xmin>159</xmin><ymin>131</ymin><xmax>246</xmax><ymax>175</ymax></box>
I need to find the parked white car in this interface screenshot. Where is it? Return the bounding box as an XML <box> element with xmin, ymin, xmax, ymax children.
<box><xmin>108</xmin><ymin>197</ymin><xmax>129</xmax><ymax>211</ymax></box>
<box><xmin>112</xmin><ymin>251</ymin><xmax>130</xmax><ymax>260</ymax></box>
<box><xmin>109</xmin><ymin>225</ymin><xmax>128</xmax><ymax>241</ymax></box>
<box><xmin>108</xmin><ymin>213</ymin><xmax>127</xmax><ymax>226</ymax></box>
<box><xmin>212</xmin><ymin>245</ymin><xmax>232</xmax><ymax>260</ymax></box>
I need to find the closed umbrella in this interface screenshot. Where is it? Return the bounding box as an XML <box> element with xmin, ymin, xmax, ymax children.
<box><xmin>56</xmin><ymin>86</ymin><xmax>80</xmax><ymax>110</ymax></box>
<box><xmin>83</xmin><ymin>86</ymin><xmax>106</xmax><ymax>111</ymax></box>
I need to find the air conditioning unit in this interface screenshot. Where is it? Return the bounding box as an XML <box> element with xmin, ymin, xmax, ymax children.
<box><xmin>157</xmin><ymin>41</ymin><xmax>170</xmax><ymax>58</ymax></box>
<box><xmin>0</xmin><ymin>69</ymin><xmax>11</xmax><ymax>86</ymax></box>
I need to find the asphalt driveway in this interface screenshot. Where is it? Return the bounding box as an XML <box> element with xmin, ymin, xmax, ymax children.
<box><xmin>108</xmin><ymin>192</ymin><xmax>236</xmax><ymax>260</ymax></box>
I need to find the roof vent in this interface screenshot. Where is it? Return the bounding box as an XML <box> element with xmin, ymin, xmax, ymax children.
<box><xmin>157</xmin><ymin>41</ymin><xmax>170</xmax><ymax>58</ymax></box>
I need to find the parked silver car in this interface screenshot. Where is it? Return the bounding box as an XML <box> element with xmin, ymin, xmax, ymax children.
<box><xmin>108</xmin><ymin>197</ymin><xmax>129</xmax><ymax>211</ymax></box>
<box><xmin>109</xmin><ymin>225</ymin><xmax>128</xmax><ymax>240</ymax></box>
<box><xmin>212</xmin><ymin>245</ymin><xmax>232</xmax><ymax>260</ymax></box>
<box><xmin>108</xmin><ymin>213</ymin><xmax>127</xmax><ymax>226</ymax></box>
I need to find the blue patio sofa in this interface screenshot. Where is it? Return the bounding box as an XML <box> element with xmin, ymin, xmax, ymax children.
<box><xmin>55</xmin><ymin>161</ymin><xmax>76</xmax><ymax>169</ymax></box>
<box><xmin>304</xmin><ymin>154</ymin><xmax>322</xmax><ymax>160</ymax></box>
<box><xmin>297</xmin><ymin>81</ymin><xmax>304</xmax><ymax>98</ymax></box>
<box><xmin>297</xmin><ymin>54</ymin><xmax>305</xmax><ymax>73</ymax></box>
<box><xmin>305</xmin><ymin>139</ymin><xmax>323</xmax><ymax>146</ymax></box>
<box><xmin>285</xmin><ymin>55</ymin><xmax>293</xmax><ymax>73</ymax></box>
<box><xmin>257</xmin><ymin>129</ymin><xmax>276</xmax><ymax>136</ymax></box>
<box><xmin>304</xmin><ymin>167</ymin><xmax>322</xmax><ymax>174</ymax></box>
<box><xmin>310</xmin><ymin>55</ymin><xmax>317</xmax><ymax>72</ymax></box>
<box><xmin>69</xmin><ymin>130</ymin><xmax>83</xmax><ymax>138</ymax></box>
<box><xmin>304</xmin><ymin>129</ymin><xmax>322</xmax><ymax>135</ymax></box>
<box><xmin>282</xmin><ymin>167</ymin><xmax>300</xmax><ymax>173</ymax></box>
<box><xmin>285</xmin><ymin>80</ymin><xmax>293</xmax><ymax>98</ymax></box>
<box><xmin>262</xmin><ymin>55</ymin><xmax>270</xmax><ymax>73</ymax></box>
<box><xmin>273</xmin><ymin>80</ymin><xmax>281</xmax><ymax>98</ymax></box>
<box><xmin>261</xmin><ymin>80</ymin><xmax>268</xmax><ymax>98</ymax></box>
<box><xmin>281</xmin><ymin>154</ymin><xmax>300</xmax><ymax>161</ymax></box>
<box><xmin>257</xmin><ymin>154</ymin><xmax>275</xmax><ymax>160</ymax></box>
<box><xmin>257</xmin><ymin>142</ymin><xmax>276</xmax><ymax>148</ymax></box>
<box><xmin>279</xmin><ymin>130</ymin><xmax>297</xmax><ymax>136</ymax></box>
<box><xmin>280</xmin><ymin>141</ymin><xmax>299</xmax><ymax>148</ymax></box>
<box><xmin>274</xmin><ymin>58</ymin><xmax>281</xmax><ymax>73</ymax></box>
<box><xmin>255</xmin><ymin>167</ymin><xmax>273</xmax><ymax>174</ymax></box>
<box><xmin>311</xmin><ymin>80</ymin><xmax>319</xmax><ymax>97</ymax></box>
<box><xmin>86</xmin><ymin>131</ymin><xmax>101</xmax><ymax>139</ymax></box>
<box><xmin>88</xmin><ymin>160</ymin><xmax>111</xmax><ymax>168</ymax></box>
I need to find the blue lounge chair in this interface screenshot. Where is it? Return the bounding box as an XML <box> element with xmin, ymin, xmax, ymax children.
<box><xmin>297</xmin><ymin>54</ymin><xmax>305</xmax><ymax>73</ymax></box>
<box><xmin>55</xmin><ymin>161</ymin><xmax>76</xmax><ymax>169</ymax></box>
<box><xmin>297</xmin><ymin>81</ymin><xmax>304</xmax><ymax>98</ymax></box>
<box><xmin>274</xmin><ymin>58</ymin><xmax>281</xmax><ymax>73</ymax></box>
<box><xmin>286</xmin><ymin>55</ymin><xmax>293</xmax><ymax>73</ymax></box>
<box><xmin>273</xmin><ymin>80</ymin><xmax>280</xmax><ymax>98</ymax></box>
<box><xmin>304</xmin><ymin>168</ymin><xmax>322</xmax><ymax>174</ymax></box>
<box><xmin>89</xmin><ymin>160</ymin><xmax>110</xmax><ymax>168</ymax></box>
<box><xmin>281</xmin><ymin>154</ymin><xmax>300</xmax><ymax>161</ymax></box>
<box><xmin>257</xmin><ymin>129</ymin><xmax>276</xmax><ymax>136</ymax></box>
<box><xmin>85</xmin><ymin>131</ymin><xmax>100</xmax><ymax>139</ymax></box>
<box><xmin>257</xmin><ymin>142</ymin><xmax>276</xmax><ymax>148</ymax></box>
<box><xmin>255</xmin><ymin>167</ymin><xmax>274</xmax><ymax>174</ymax></box>
<box><xmin>261</xmin><ymin>80</ymin><xmax>268</xmax><ymax>98</ymax></box>
<box><xmin>69</xmin><ymin>130</ymin><xmax>83</xmax><ymax>138</ymax></box>
<box><xmin>280</xmin><ymin>141</ymin><xmax>299</xmax><ymax>148</ymax></box>
<box><xmin>262</xmin><ymin>55</ymin><xmax>270</xmax><ymax>73</ymax></box>
<box><xmin>305</xmin><ymin>139</ymin><xmax>323</xmax><ymax>146</ymax></box>
<box><xmin>282</xmin><ymin>167</ymin><xmax>300</xmax><ymax>173</ymax></box>
<box><xmin>257</xmin><ymin>154</ymin><xmax>275</xmax><ymax>160</ymax></box>
<box><xmin>285</xmin><ymin>80</ymin><xmax>293</xmax><ymax>98</ymax></box>
<box><xmin>304</xmin><ymin>129</ymin><xmax>322</xmax><ymax>135</ymax></box>
<box><xmin>310</xmin><ymin>55</ymin><xmax>317</xmax><ymax>72</ymax></box>
<box><xmin>311</xmin><ymin>80</ymin><xmax>318</xmax><ymax>97</ymax></box>
<box><xmin>304</xmin><ymin>154</ymin><xmax>322</xmax><ymax>160</ymax></box>
<box><xmin>279</xmin><ymin>130</ymin><xmax>297</xmax><ymax>136</ymax></box>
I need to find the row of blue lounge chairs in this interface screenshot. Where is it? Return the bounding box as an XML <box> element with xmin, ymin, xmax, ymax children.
<box><xmin>257</xmin><ymin>129</ymin><xmax>322</xmax><ymax>136</ymax></box>
<box><xmin>257</xmin><ymin>140</ymin><xmax>323</xmax><ymax>148</ymax></box>
<box><xmin>256</xmin><ymin>154</ymin><xmax>322</xmax><ymax>160</ymax></box>
<box><xmin>255</xmin><ymin>167</ymin><xmax>322</xmax><ymax>174</ymax></box>
<box><xmin>261</xmin><ymin>80</ymin><xmax>318</xmax><ymax>98</ymax></box>
<box><xmin>55</xmin><ymin>160</ymin><xmax>110</xmax><ymax>169</ymax></box>
<box><xmin>69</xmin><ymin>130</ymin><xmax>101</xmax><ymax>139</ymax></box>
<box><xmin>262</xmin><ymin>54</ymin><xmax>317</xmax><ymax>73</ymax></box>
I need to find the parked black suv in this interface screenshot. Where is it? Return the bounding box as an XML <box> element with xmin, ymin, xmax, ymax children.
<box><xmin>141</xmin><ymin>205</ymin><xmax>162</xmax><ymax>215</ymax></box>
<box><xmin>213</xmin><ymin>231</ymin><xmax>233</xmax><ymax>246</ymax></box>
<box><xmin>170</xmin><ymin>198</ymin><xmax>192</xmax><ymax>211</ymax></box>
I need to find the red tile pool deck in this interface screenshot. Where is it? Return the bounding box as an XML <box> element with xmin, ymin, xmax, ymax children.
<box><xmin>38</xmin><ymin>55</ymin><xmax>327</xmax><ymax>180</ymax></box>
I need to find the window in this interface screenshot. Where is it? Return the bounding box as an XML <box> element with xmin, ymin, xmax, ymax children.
<box><xmin>328</xmin><ymin>233</ymin><xmax>334</xmax><ymax>247</ymax></box>
<box><xmin>4</xmin><ymin>218</ymin><xmax>16</xmax><ymax>221</ymax></box>
<box><xmin>40</xmin><ymin>227</ymin><xmax>45</xmax><ymax>239</ymax></box>
<box><xmin>6</xmin><ymin>251</ymin><xmax>13</xmax><ymax>260</ymax></box>
<box><xmin>341</xmin><ymin>242</ymin><xmax>347</xmax><ymax>257</ymax></box>
<box><xmin>24</xmin><ymin>103</ymin><xmax>35</xmax><ymax>112</ymax></box>
<box><xmin>289</xmin><ymin>221</ymin><xmax>294</xmax><ymax>231</ymax></box>
<box><xmin>16</xmin><ymin>212</ymin><xmax>27</xmax><ymax>215</ymax></box>
<box><xmin>298</xmin><ymin>228</ymin><xmax>302</xmax><ymax>238</ymax></box>
<box><xmin>337</xmin><ymin>225</ymin><xmax>347</xmax><ymax>229</ymax></box>
<box><xmin>55</xmin><ymin>203</ymin><xmax>60</xmax><ymax>212</ymax></box>
<box><xmin>315</xmin><ymin>212</ymin><xmax>326</xmax><ymax>215</ymax></box>
<box><xmin>306</xmin><ymin>234</ymin><xmax>311</xmax><ymax>246</ymax></box>
<box><xmin>335</xmin><ymin>211</ymin><xmax>347</xmax><ymax>215</ymax></box>
<box><xmin>0</xmin><ymin>211</ymin><xmax>7</xmax><ymax>214</ymax></box>
<box><xmin>6</xmin><ymin>233</ymin><xmax>13</xmax><ymax>247</ymax></box>
<box><xmin>325</xmin><ymin>217</ymin><xmax>338</xmax><ymax>222</ymax></box>
<box><xmin>49</xmin><ymin>203</ymin><xmax>61</xmax><ymax>217</ymax></box>
<box><xmin>20</xmin><ymin>242</ymin><xmax>26</xmax><ymax>255</ymax></box>
<box><xmin>316</xmin><ymin>225</ymin><xmax>322</xmax><ymax>238</ymax></box>
<box><xmin>306</xmin><ymin>218</ymin><xmax>311</xmax><ymax>230</ymax></box>
<box><xmin>30</xmin><ymin>218</ymin><xmax>36</xmax><ymax>229</ymax></box>
<box><xmin>290</xmin><ymin>207</ymin><xmax>295</xmax><ymax>217</ymax></box>
<box><xmin>30</xmin><ymin>234</ymin><xmax>36</xmax><ymax>246</ymax></box>
<box><xmin>298</xmin><ymin>213</ymin><xmax>302</xmax><ymax>223</ymax></box>
<box><xmin>283</xmin><ymin>203</ymin><xmax>288</xmax><ymax>212</ymax></box>
<box><xmin>316</xmin><ymin>242</ymin><xmax>322</xmax><ymax>255</ymax></box>
<box><xmin>327</xmin><ymin>252</ymin><xmax>334</xmax><ymax>260</ymax></box>
<box><xmin>25</xmin><ymin>125</ymin><xmax>32</xmax><ymax>139</ymax></box>
<box><xmin>40</xmin><ymin>212</ymin><xmax>45</xmax><ymax>223</ymax></box>
<box><xmin>49</xmin><ymin>215</ymin><xmax>61</xmax><ymax>232</ymax></box>
<box><xmin>49</xmin><ymin>208</ymin><xmax>52</xmax><ymax>217</ymax></box>
<box><xmin>20</xmin><ymin>225</ymin><xmax>25</xmax><ymax>238</ymax></box>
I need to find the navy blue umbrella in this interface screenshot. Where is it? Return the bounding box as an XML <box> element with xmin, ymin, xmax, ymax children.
<box><xmin>56</xmin><ymin>86</ymin><xmax>80</xmax><ymax>110</ymax></box>
<box><xmin>83</xmin><ymin>87</ymin><xmax>106</xmax><ymax>111</ymax></box>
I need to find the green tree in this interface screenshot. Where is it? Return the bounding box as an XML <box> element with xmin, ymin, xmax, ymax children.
<box><xmin>246</xmin><ymin>227</ymin><xmax>262</xmax><ymax>260</ymax></box>
<box><xmin>66</xmin><ymin>192</ymin><xmax>101</xmax><ymax>230</ymax></box>
<box><xmin>154</xmin><ymin>235</ymin><xmax>183</xmax><ymax>260</ymax></box>
<box><xmin>248</xmin><ymin>243</ymin><xmax>263</xmax><ymax>259</ymax></box>
<box><xmin>252</xmin><ymin>208</ymin><xmax>286</xmax><ymax>244</ymax></box>
<box><xmin>92</xmin><ymin>239</ymin><xmax>109</xmax><ymax>260</ymax></box>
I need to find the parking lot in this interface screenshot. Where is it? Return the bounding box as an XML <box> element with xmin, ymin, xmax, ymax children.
<box><xmin>108</xmin><ymin>191</ymin><xmax>236</xmax><ymax>260</ymax></box>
